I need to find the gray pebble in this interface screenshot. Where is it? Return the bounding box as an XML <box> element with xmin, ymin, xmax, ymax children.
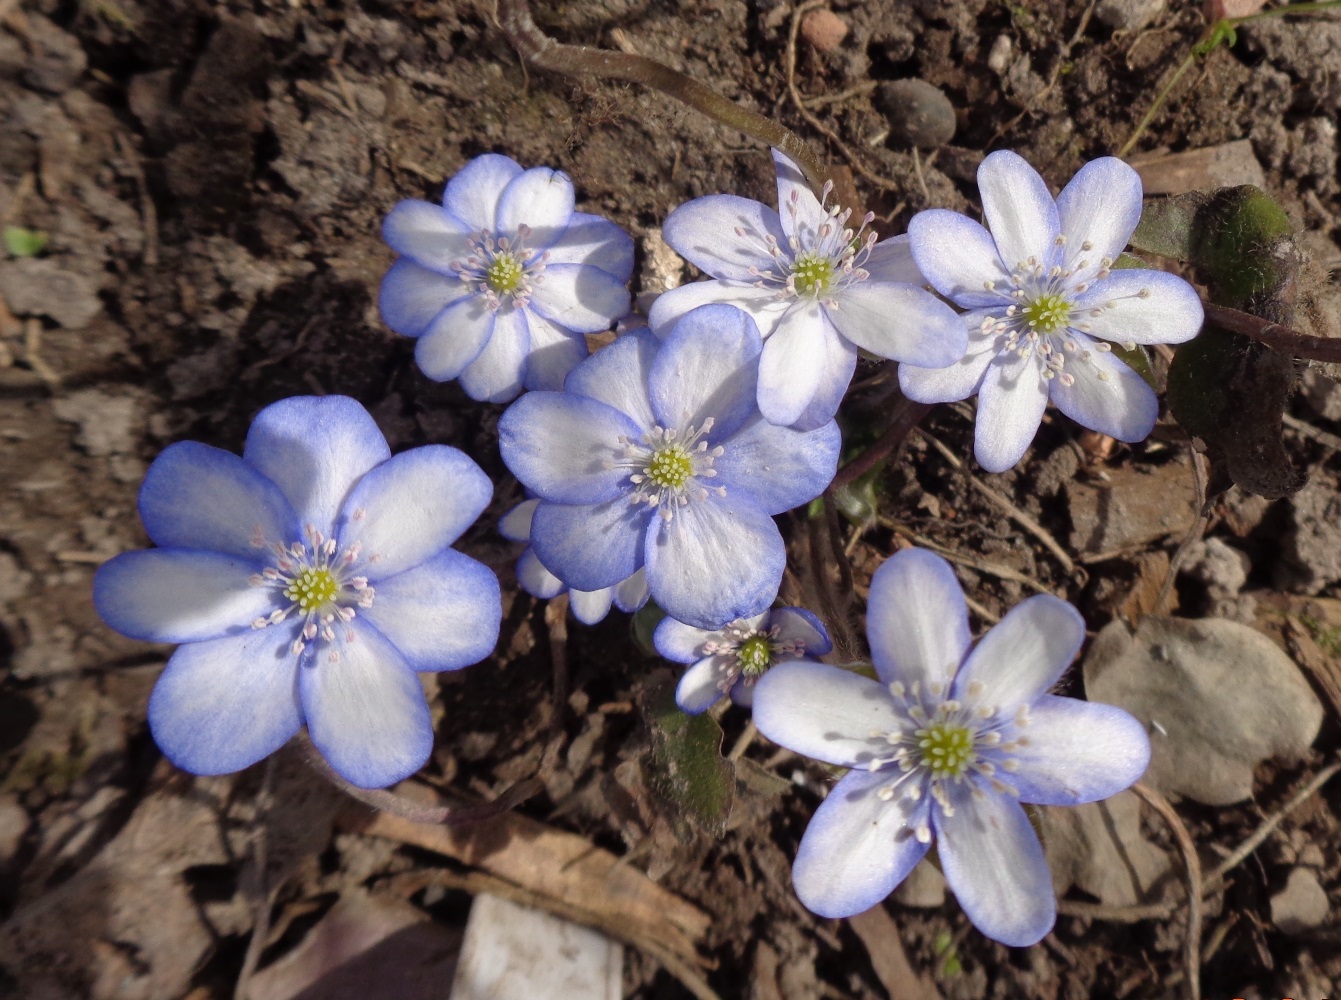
<box><xmin>873</xmin><ymin>79</ymin><xmax>956</xmax><ymax>149</ymax></box>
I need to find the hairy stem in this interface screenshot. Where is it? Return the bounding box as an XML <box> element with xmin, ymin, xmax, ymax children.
<box><xmin>827</xmin><ymin>396</ymin><xmax>933</xmax><ymax>496</ymax></box>
<box><xmin>1202</xmin><ymin>300</ymin><xmax>1341</xmax><ymax>363</ymax></box>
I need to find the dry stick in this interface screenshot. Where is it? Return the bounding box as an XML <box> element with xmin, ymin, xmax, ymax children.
<box><xmin>827</xmin><ymin>398</ymin><xmax>933</xmax><ymax>495</ymax></box>
<box><xmin>545</xmin><ymin>592</ymin><xmax>570</xmax><ymax>730</ymax></box>
<box><xmin>491</xmin><ymin>0</ymin><xmax>836</xmax><ymax>196</ymax></box>
<box><xmin>877</xmin><ymin>516</ymin><xmax>1057</xmax><ymax>596</ymax></box>
<box><xmin>1202</xmin><ymin>300</ymin><xmax>1341</xmax><ymax>364</ymax></box>
<box><xmin>1130</xmin><ymin>782</ymin><xmax>1201</xmax><ymax>1000</ymax></box>
<box><xmin>915</xmin><ymin>428</ymin><xmax>1077</xmax><ymax>575</ymax></box>
<box><xmin>299</xmin><ymin>739</ymin><xmax>542</xmax><ymax>826</ymax></box>
<box><xmin>234</xmin><ymin>757</ymin><xmax>279</xmax><ymax>1000</ymax></box>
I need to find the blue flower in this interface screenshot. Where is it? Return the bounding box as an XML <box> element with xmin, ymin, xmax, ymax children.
<box><xmin>498</xmin><ymin>303</ymin><xmax>842</xmax><ymax>630</ymax></box>
<box><xmin>900</xmin><ymin>152</ymin><xmax>1205</xmax><ymax>472</ymax></box>
<box><xmin>752</xmin><ymin>548</ymin><xmax>1151</xmax><ymax>947</ymax></box>
<box><xmin>93</xmin><ymin>396</ymin><xmax>502</xmax><ymax>789</ymax></box>
<box><xmin>378</xmin><ymin>153</ymin><xmax>634</xmax><ymax>402</ymax></box>
<box><xmin>499</xmin><ymin>498</ymin><xmax>649</xmax><ymax>625</ymax></box>
<box><xmin>655</xmin><ymin>607</ymin><xmax>832</xmax><ymax>714</ymax></box>
<box><xmin>649</xmin><ymin>150</ymin><xmax>965</xmax><ymax>430</ymax></box>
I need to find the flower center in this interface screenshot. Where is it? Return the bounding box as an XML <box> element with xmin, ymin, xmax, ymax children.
<box><xmin>608</xmin><ymin>421</ymin><xmax>726</xmax><ymax>522</ymax></box>
<box><xmin>486</xmin><ymin>251</ymin><xmax>525</xmax><ymax>294</ymax></box>
<box><xmin>284</xmin><ymin>567</ymin><xmax>340</xmax><ymax>613</ymax></box>
<box><xmin>646</xmin><ymin>444</ymin><xmax>694</xmax><ymax>490</ymax></box>
<box><xmin>791</xmin><ymin>252</ymin><xmax>835</xmax><ymax>296</ymax></box>
<box><xmin>736</xmin><ymin>635</ymin><xmax>774</xmax><ymax>677</ymax></box>
<box><xmin>916</xmin><ymin>721</ymin><xmax>975</xmax><ymax>779</ymax></box>
<box><xmin>1021</xmin><ymin>293</ymin><xmax>1071</xmax><ymax>335</ymax></box>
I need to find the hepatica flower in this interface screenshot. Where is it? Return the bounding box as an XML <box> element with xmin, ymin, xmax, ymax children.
<box><xmin>901</xmin><ymin>151</ymin><xmax>1204</xmax><ymax>472</ymax></box>
<box><xmin>753</xmin><ymin>548</ymin><xmax>1150</xmax><ymax>946</ymax></box>
<box><xmin>93</xmin><ymin>396</ymin><xmax>502</xmax><ymax>789</ymax></box>
<box><xmin>379</xmin><ymin>153</ymin><xmax>634</xmax><ymax>402</ymax></box>
<box><xmin>499</xmin><ymin>498</ymin><xmax>649</xmax><ymax>625</ymax></box>
<box><xmin>498</xmin><ymin>303</ymin><xmax>841</xmax><ymax>630</ymax></box>
<box><xmin>649</xmin><ymin>150</ymin><xmax>965</xmax><ymax>430</ymax></box>
<box><xmin>655</xmin><ymin>607</ymin><xmax>832</xmax><ymax>714</ymax></box>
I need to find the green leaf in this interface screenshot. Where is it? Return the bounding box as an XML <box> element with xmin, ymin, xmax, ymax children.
<box><xmin>4</xmin><ymin>227</ymin><xmax>49</xmax><ymax>258</ymax></box>
<box><xmin>630</xmin><ymin>601</ymin><xmax>667</xmax><ymax>658</ymax></box>
<box><xmin>644</xmin><ymin>676</ymin><xmax>734</xmax><ymax>837</ymax></box>
<box><xmin>1129</xmin><ymin>193</ymin><xmax>1209</xmax><ymax>261</ymax></box>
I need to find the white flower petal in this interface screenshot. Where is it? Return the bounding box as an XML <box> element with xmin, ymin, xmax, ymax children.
<box><xmin>661</xmin><ymin>194</ymin><xmax>787</xmax><ymax>282</ymax></box>
<box><xmin>973</xmin><ymin>348</ymin><xmax>1048</xmax><ymax>473</ymax></box>
<box><xmin>898</xmin><ymin>313</ymin><xmax>999</xmax><ymax>404</ymax></box>
<box><xmin>527</xmin><ymin>263</ymin><xmax>630</xmax><ymax>334</ymax></box>
<box><xmin>1073</xmin><ymin>269</ymin><xmax>1204</xmax><ymax>346</ymax></box>
<box><xmin>498</xmin><ymin>392</ymin><xmax>639</xmax><ymax>505</ymax></box>
<box><xmin>644</xmin><ymin>493</ymin><xmax>784</xmax><ymax>630</ymax></box>
<box><xmin>978</xmin><ymin>151</ymin><xmax>1060</xmax><ymax>271</ymax></box>
<box><xmin>443</xmin><ymin>153</ymin><xmax>522</xmax><ymax>231</ymax></box>
<box><xmin>1048</xmin><ymin>334</ymin><xmax>1159</xmax><ymax>443</ymax></box>
<box><xmin>300</xmin><ymin>620</ymin><xmax>433</xmax><ymax>789</ymax></box>
<box><xmin>563</xmin><ymin>326</ymin><xmax>658</xmax><ymax>429</ymax></box>
<box><xmin>752</xmin><ymin>660</ymin><xmax>905</xmax><ymax>768</ymax></box>
<box><xmin>413</xmin><ymin>295</ymin><xmax>496</xmax><ymax>382</ymax></box>
<box><xmin>825</xmin><ymin>281</ymin><xmax>967</xmax><ymax>367</ymax></box>
<box><xmin>243</xmin><ymin>396</ymin><xmax>391</xmax><ymax>534</ymax></box>
<box><xmin>937</xmin><ymin>785</ymin><xmax>1055</xmax><ymax>947</ymax></box>
<box><xmin>772</xmin><ymin>148</ymin><xmax>828</xmax><ymax>245</ymax></box>
<box><xmin>382</xmin><ymin>200</ymin><xmax>474</xmax><ymax>270</ymax></box>
<box><xmin>757</xmin><ymin>300</ymin><xmax>827</xmax><ymax>427</ymax></box>
<box><xmin>520</xmin><ymin>309</ymin><xmax>589</xmax><ymax>391</ymax></box>
<box><xmin>495</xmin><ymin>167</ymin><xmax>575</xmax><ymax>246</ymax></box>
<box><xmin>1009</xmin><ymin>695</ymin><xmax>1151</xmax><ymax>805</ymax></box>
<box><xmin>769</xmin><ymin>607</ymin><xmax>833</xmax><ymax>657</ymax></box>
<box><xmin>498</xmin><ymin>498</ymin><xmax>539</xmax><ymax>543</ymax></box>
<box><xmin>647</xmin><ymin>280</ymin><xmax>792</xmax><ymax>340</ymax></box>
<box><xmin>676</xmin><ymin>656</ymin><xmax>733</xmax><ymax>714</ymax></box>
<box><xmin>792</xmin><ymin>768</ymin><xmax>932</xmax><ymax>918</ymax></box>
<box><xmin>147</xmin><ymin>627</ymin><xmax>302</xmax><ymax>776</ymax></box>
<box><xmin>545</xmin><ymin>211</ymin><xmax>635</xmax><ymax>280</ymax></box>
<box><xmin>530</xmin><ymin>496</ymin><xmax>648</xmax><ymax>593</ymax></box>
<box><xmin>337</xmin><ymin>445</ymin><xmax>493</xmax><ymax>581</ymax></box>
<box><xmin>866</xmin><ymin>548</ymin><xmax>971</xmax><ymax>690</ymax></box>
<box><xmin>1055</xmin><ymin>156</ymin><xmax>1142</xmax><ymax>279</ymax></box>
<box><xmin>711</xmin><ymin>414</ymin><xmax>840</xmax><ymax>515</ymax></box>
<box><xmin>907</xmin><ymin>209</ymin><xmax>1012</xmax><ymax>307</ymax></box>
<box><xmin>569</xmin><ymin>587</ymin><xmax>616</xmax><ymax>625</ymax></box>
<box><xmin>361</xmin><ymin>548</ymin><xmax>501</xmax><ymax>672</ymax></box>
<box><xmin>789</xmin><ymin>314</ymin><xmax>859</xmax><ymax>432</ymax></box>
<box><xmin>94</xmin><ymin>549</ymin><xmax>272</xmax><ymax>644</ymax></box>
<box><xmin>612</xmin><ymin>567</ymin><xmax>650</xmax><ymax>613</ymax></box>
<box><xmin>653</xmin><ymin>615</ymin><xmax>715</xmax><ymax>663</ymax></box>
<box><xmin>648</xmin><ymin>303</ymin><xmax>762</xmax><ymax>439</ymax></box>
<box><xmin>378</xmin><ymin>259</ymin><xmax>469</xmax><ymax>337</ymax></box>
<box><xmin>951</xmin><ymin>594</ymin><xmax>1085</xmax><ymax>711</ymax></box>
<box><xmin>517</xmin><ymin>547</ymin><xmax>566</xmax><ymax>600</ymax></box>
<box><xmin>457</xmin><ymin>307</ymin><xmax>530</xmax><ymax>402</ymax></box>
<box><xmin>138</xmin><ymin>442</ymin><xmax>298</xmax><ymax>558</ymax></box>
<box><xmin>861</xmin><ymin>234</ymin><xmax>925</xmax><ymax>286</ymax></box>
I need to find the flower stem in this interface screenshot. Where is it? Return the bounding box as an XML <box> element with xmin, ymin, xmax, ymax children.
<box><xmin>827</xmin><ymin>397</ymin><xmax>933</xmax><ymax>496</ymax></box>
<box><xmin>491</xmin><ymin>0</ymin><xmax>837</xmax><ymax>195</ymax></box>
<box><xmin>1201</xmin><ymin>300</ymin><xmax>1341</xmax><ymax>363</ymax></box>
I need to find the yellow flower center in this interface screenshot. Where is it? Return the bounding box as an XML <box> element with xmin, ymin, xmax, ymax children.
<box><xmin>283</xmin><ymin>567</ymin><xmax>340</xmax><ymax>613</ymax></box>
<box><xmin>646</xmin><ymin>444</ymin><xmax>693</xmax><ymax>490</ymax></box>
<box><xmin>1021</xmin><ymin>293</ymin><xmax>1071</xmax><ymax>334</ymax></box>
<box><xmin>486</xmin><ymin>252</ymin><xmax>525</xmax><ymax>294</ymax></box>
<box><xmin>737</xmin><ymin>636</ymin><xmax>773</xmax><ymax>677</ymax></box>
<box><xmin>917</xmin><ymin>721</ymin><xmax>975</xmax><ymax>779</ymax></box>
<box><xmin>791</xmin><ymin>252</ymin><xmax>835</xmax><ymax>296</ymax></box>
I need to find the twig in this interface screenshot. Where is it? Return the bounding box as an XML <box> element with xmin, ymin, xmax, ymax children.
<box><xmin>491</xmin><ymin>0</ymin><xmax>835</xmax><ymax>195</ymax></box>
<box><xmin>877</xmin><ymin>517</ymin><xmax>1057</xmax><ymax>596</ymax></box>
<box><xmin>234</xmin><ymin>758</ymin><xmax>279</xmax><ymax>1000</ymax></box>
<box><xmin>827</xmin><ymin>397</ymin><xmax>932</xmax><ymax>494</ymax></box>
<box><xmin>114</xmin><ymin>132</ymin><xmax>158</xmax><ymax>267</ymax></box>
<box><xmin>1282</xmin><ymin>413</ymin><xmax>1341</xmax><ymax>452</ymax></box>
<box><xmin>916</xmin><ymin>428</ymin><xmax>1076</xmax><ymax>574</ymax></box>
<box><xmin>727</xmin><ymin>720</ymin><xmax>757</xmax><ymax>762</ymax></box>
<box><xmin>545</xmin><ymin>592</ymin><xmax>570</xmax><ymax>731</ymax></box>
<box><xmin>804</xmin><ymin>79</ymin><xmax>877</xmax><ymax>109</ymax></box>
<box><xmin>23</xmin><ymin>318</ymin><xmax>61</xmax><ymax>388</ymax></box>
<box><xmin>299</xmin><ymin>739</ymin><xmax>542</xmax><ymax>825</ymax></box>
<box><xmin>1201</xmin><ymin>300</ymin><xmax>1341</xmax><ymax>363</ymax></box>
<box><xmin>1130</xmin><ymin>782</ymin><xmax>1201</xmax><ymax>1000</ymax></box>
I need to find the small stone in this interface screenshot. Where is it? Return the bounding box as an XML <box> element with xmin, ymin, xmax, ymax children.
<box><xmin>1182</xmin><ymin>537</ymin><xmax>1250</xmax><ymax>597</ymax></box>
<box><xmin>1301</xmin><ymin>368</ymin><xmax>1341</xmax><ymax>421</ymax></box>
<box><xmin>873</xmin><ymin>79</ymin><xmax>956</xmax><ymax>149</ymax></box>
<box><xmin>986</xmin><ymin>34</ymin><xmax>1013</xmax><ymax>76</ymax></box>
<box><xmin>800</xmin><ymin>9</ymin><xmax>849</xmax><ymax>53</ymax></box>
<box><xmin>892</xmin><ymin>856</ymin><xmax>946</xmax><ymax>908</ymax></box>
<box><xmin>1278</xmin><ymin>478</ymin><xmax>1341</xmax><ymax>594</ymax></box>
<box><xmin>1270</xmin><ymin>867</ymin><xmax>1329</xmax><ymax>934</ymax></box>
<box><xmin>1299</xmin><ymin>843</ymin><xmax>1325</xmax><ymax>868</ymax></box>
<box><xmin>0</xmin><ymin>258</ymin><xmax>102</xmax><ymax>329</ymax></box>
<box><xmin>1096</xmin><ymin>0</ymin><xmax>1167</xmax><ymax>32</ymax></box>
<box><xmin>51</xmin><ymin>389</ymin><xmax>144</xmax><ymax>457</ymax></box>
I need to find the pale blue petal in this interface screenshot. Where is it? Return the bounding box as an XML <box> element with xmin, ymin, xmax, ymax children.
<box><xmin>644</xmin><ymin>494</ymin><xmax>782</xmax><ymax>630</ymax></box>
<box><xmin>1009</xmin><ymin>695</ymin><xmax>1151</xmax><ymax>805</ymax></box>
<box><xmin>1055</xmin><ymin>156</ymin><xmax>1142</xmax><ymax>280</ymax></box>
<box><xmin>361</xmin><ymin>548</ymin><xmax>501</xmax><ymax>672</ymax></box>
<box><xmin>1073</xmin><ymin>269</ymin><xmax>1204</xmax><ymax>346</ymax></box>
<box><xmin>530</xmin><ymin>496</ymin><xmax>648</xmax><ymax>592</ymax></box>
<box><xmin>936</xmin><ymin>785</ymin><xmax>1055</xmax><ymax>947</ymax></box>
<box><xmin>382</xmin><ymin>200</ymin><xmax>473</xmax><ymax>271</ymax></box>
<box><xmin>1048</xmin><ymin>333</ymin><xmax>1159</xmax><ymax>442</ymax></box>
<box><xmin>951</xmin><ymin>594</ymin><xmax>1085</xmax><ymax>710</ymax></box>
<box><xmin>499</xmin><ymin>392</ymin><xmax>640</xmax><ymax>505</ymax></box>
<box><xmin>457</xmin><ymin>306</ymin><xmax>529</xmax><ymax>402</ymax></box>
<box><xmin>978</xmin><ymin>150</ymin><xmax>1060</xmax><ymax>271</ymax></box>
<box><xmin>612</xmin><ymin>567</ymin><xmax>650</xmax><ymax>613</ymax></box>
<box><xmin>94</xmin><ymin>549</ymin><xmax>271</xmax><ymax>644</ymax></box>
<box><xmin>521</xmin><ymin>309</ymin><xmax>589</xmax><ymax>391</ymax></box>
<box><xmin>545</xmin><ymin>212</ymin><xmax>634</xmax><ymax>281</ymax></box>
<box><xmin>662</xmin><ymin>194</ymin><xmax>786</xmax><ymax>282</ymax></box>
<box><xmin>908</xmin><ymin>209</ymin><xmax>1012</xmax><ymax>307</ymax></box>
<box><xmin>243</xmin><ymin>396</ymin><xmax>391</xmax><ymax>535</ymax></box>
<box><xmin>378</xmin><ymin>259</ymin><xmax>470</xmax><ymax>337</ymax></box>
<box><xmin>770</xmin><ymin>607</ymin><xmax>833</xmax><ymax>657</ymax></box>
<box><xmin>825</xmin><ymin>281</ymin><xmax>967</xmax><ymax>367</ymax></box>
<box><xmin>653</xmin><ymin>616</ymin><xmax>713</xmax><ymax>663</ymax></box>
<box><xmin>647</xmin><ymin>280</ymin><xmax>791</xmax><ymax>341</ymax></box>
<box><xmin>337</xmin><ymin>445</ymin><xmax>493</xmax><ymax>580</ymax></box>
<box><xmin>648</xmin><ymin>304</ymin><xmax>763</xmax><ymax>440</ymax></box>
<box><xmin>788</xmin><ymin>314</ymin><xmax>859</xmax><ymax>432</ymax></box>
<box><xmin>498</xmin><ymin>498</ymin><xmax>538</xmax><ymax>543</ymax></box>
<box><xmin>898</xmin><ymin>312</ymin><xmax>999</xmax><ymax>404</ymax></box>
<box><xmin>413</xmin><ymin>295</ymin><xmax>495</xmax><ymax>380</ymax></box>
<box><xmin>861</xmin><ymin>234</ymin><xmax>925</xmax><ymax>286</ymax></box>
<box><xmin>139</xmin><ymin>442</ymin><xmax>298</xmax><ymax>558</ymax></box>
<box><xmin>563</xmin><ymin>326</ymin><xmax>658</xmax><ymax>429</ymax></box>
<box><xmin>496</xmin><ymin>167</ymin><xmax>575</xmax><ymax>247</ymax></box>
<box><xmin>866</xmin><ymin>548</ymin><xmax>971</xmax><ymax>690</ymax></box>
<box><xmin>751</xmin><ymin>660</ymin><xmax>901</xmax><ymax>768</ymax></box>
<box><xmin>443</xmin><ymin>153</ymin><xmax>521</xmax><ymax>231</ymax></box>
<box><xmin>792</xmin><ymin>768</ymin><xmax>932</xmax><ymax>918</ymax></box>
<box><xmin>569</xmin><ymin>587</ymin><xmax>615</xmax><ymax>625</ymax></box>
<box><xmin>974</xmin><ymin>348</ymin><xmax>1048</xmax><ymax>473</ymax></box>
<box><xmin>756</xmin><ymin>300</ymin><xmax>826</xmax><ymax>427</ymax></box>
<box><xmin>300</xmin><ymin>619</ymin><xmax>433</xmax><ymax>789</ymax></box>
<box><xmin>675</xmin><ymin>655</ymin><xmax>733</xmax><ymax>714</ymax></box>
<box><xmin>528</xmin><ymin>263</ymin><xmax>630</xmax><ymax>333</ymax></box>
<box><xmin>147</xmin><ymin>627</ymin><xmax>301</xmax><ymax>775</ymax></box>
<box><xmin>772</xmin><ymin>148</ymin><xmax>829</xmax><ymax>246</ymax></box>
<box><xmin>712</xmin><ymin>415</ymin><xmax>840</xmax><ymax>516</ymax></box>
<box><xmin>517</xmin><ymin>547</ymin><xmax>566</xmax><ymax>600</ymax></box>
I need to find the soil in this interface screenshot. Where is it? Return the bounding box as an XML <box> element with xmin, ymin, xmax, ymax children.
<box><xmin>2</xmin><ymin>0</ymin><xmax>1341</xmax><ymax>998</ymax></box>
